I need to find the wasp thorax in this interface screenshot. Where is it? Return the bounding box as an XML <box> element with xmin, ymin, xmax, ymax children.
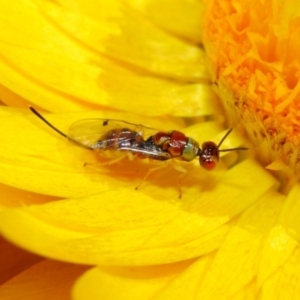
<box><xmin>199</xmin><ymin>141</ymin><xmax>219</xmax><ymax>170</ymax></box>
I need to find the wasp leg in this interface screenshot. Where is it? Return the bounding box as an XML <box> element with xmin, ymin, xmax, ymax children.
<box><xmin>135</xmin><ymin>162</ymin><xmax>169</xmax><ymax>191</ymax></box>
<box><xmin>97</xmin><ymin>151</ymin><xmax>137</xmax><ymax>166</ymax></box>
<box><xmin>83</xmin><ymin>153</ymin><xmax>128</xmax><ymax>168</ymax></box>
<box><xmin>171</xmin><ymin>162</ymin><xmax>187</xmax><ymax>199</ymax></box>
<box><xmin>100</xmin><ymin>154</ymin><xmax>129</xmax><ymax>166</ymax></box>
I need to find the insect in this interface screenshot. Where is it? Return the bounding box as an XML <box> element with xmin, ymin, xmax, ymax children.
<box><xmin>29</xmin><ymin>107</ymin><xmax>248</xmax><ymax>170</ymax></box>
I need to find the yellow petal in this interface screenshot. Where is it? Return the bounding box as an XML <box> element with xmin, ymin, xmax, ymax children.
<box><xmin>259</xmin><ymin>184</ymin><xmax>300</xmax><ymax>285</ymax></box>
<box><xmin>121</xmin><ymin>254</ymin><xmax>215</xmax><ymax>300</ymax></box>
<box><xmin>0</xmin><ymin>0</ymin><xmax>105</xmax><ymax>111</ymax></box>
<box><xmin>72</xmin><ymin>261</ymin><xmax>194</xmax><ymax>300</ymax></box>
<box><xmin>0</xmin><ymin>0</ymin><xmax>212</xmax><ymax>116</ymax></box>
<box><xmin>149</xmin><ymin>190</ymin><xmax>284</xmax><ymax>299</ymax></box>
<box><xmin>195</xmin><ymin>190</ymin><xmax>284</xmax><ymax>299</ymax></box>
<box><xmin>0</xmin><ymin>159</ymin><xmax>276</xmax><ymax>265</ymax></box>
<box><xmin>0</xmin><ymin>259</ymin><xmax>88</xmax><ymax>299</ymax></box>
<box><xmin>96</xmin><ymin>64</ymin><xmax>218</xmax><ymax>117</ymax></box>
<box><xmin>0</xmin><ymin>183</ymin><xmax>57</xmax><ymax>210</ymax></box>
<box><xmin>36</xmin><ymin>0</ymin><xmax>206</xmax><ymax>79</ymax></box>
<box><xmin>260</xmin><ymin>246</ymin><xmax>300</xmax><ymax>299</ymax></box>
<box><xmin>126</xmin><ymin>0</ymin><xmax>204</xmax><ymax>43</ymax></box>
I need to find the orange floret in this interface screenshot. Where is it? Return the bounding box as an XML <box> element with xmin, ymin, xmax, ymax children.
<box><xmin>203</xmin><ymin>0</ymin><xmax>300</xmax><ymax>175</ymax></box>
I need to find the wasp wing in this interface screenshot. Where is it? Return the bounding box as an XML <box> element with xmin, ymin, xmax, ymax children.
<box><xmin>68</xmin><ymin>118</ymin><xmax>152</xmax><ymax>149</ymax></box>
<box><xmin>68</xmin><ymin>118</ymin><xmax>172</xmax><ymax>160</ymax></box>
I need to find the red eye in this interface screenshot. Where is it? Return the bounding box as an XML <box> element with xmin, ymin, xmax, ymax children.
<box><xmin>202</xmin><ymin>159</ymin><xmax>216</xmax><ymax>170</ymax></box>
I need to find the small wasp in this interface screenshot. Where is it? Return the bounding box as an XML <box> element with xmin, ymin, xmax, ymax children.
<box><xmin>29</xmin><ymin>107</ymin><xmax>247</xmax><ymax>196</ymax></box>
<box><xmin>30</xmin><ymin>107</ymin><xmax>247</xmax><ymax>169</ymax></box>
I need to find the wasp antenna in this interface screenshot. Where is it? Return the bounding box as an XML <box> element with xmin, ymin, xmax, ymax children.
<box><xmin>29</xmin><ymin>106</ymin><xmax>68</xmax><ymax>139</ymax></box>
<box><xmin>217</xmin><ymin>128</ymin><xmax>233</xmax><ymax>149</ymax></box>
<box><xmin>217</xmin><ymin>128</ymin><xmax>248</xmax><ymax>152</ymax></box>
<box><xmin>218</xmin><ymin>146</ymin><xmax>248</xmax><ymax>153</ymax></box>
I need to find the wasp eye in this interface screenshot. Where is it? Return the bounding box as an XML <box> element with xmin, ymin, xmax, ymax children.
<box><xmin>201</xmin><ymin>158</ymin><xmax>216</xmax><ymax>170</ymax></box>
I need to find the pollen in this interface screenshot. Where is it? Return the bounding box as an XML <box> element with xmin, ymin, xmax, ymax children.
<box><xmin>203</xmin><ymin>0</ymin><xmax>300</xmax><ymax>176</ymax></box>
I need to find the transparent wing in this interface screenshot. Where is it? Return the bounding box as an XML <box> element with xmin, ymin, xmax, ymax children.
<box><xmin>67</xmin><ymin>118</ymin><xmax>172</xmax><ymax>160</ymax></box>
<box><xmin>68</xmin><ymin>118</ymin><xmax>157</xmax><ymax>148</ymax></box>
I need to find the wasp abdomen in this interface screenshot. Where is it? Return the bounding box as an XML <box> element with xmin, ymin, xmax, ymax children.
<box><xmin>97</xmin><ymin>128</ymin><xmax>144</xmax><ymax>150</ymax></box>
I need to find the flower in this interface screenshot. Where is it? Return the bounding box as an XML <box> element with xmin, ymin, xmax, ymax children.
<box><xmin>203</xmin><ymin>0</ymin><xmax>300</xmax><ymax>177</ymax></box>
<box><xmin>0</xmin><ymin>0</ymin><xmax>299</xmax><ymax>299</ymax></box>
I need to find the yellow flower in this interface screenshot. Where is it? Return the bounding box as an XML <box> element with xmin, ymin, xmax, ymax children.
<box><xmin>0</xmin><ymin>0</ymin><xmax>299</xmax><ymax>299</ymax></box>
<box><xmin>203</xmin><ymin>0</ymin><xmax>300</xmax><ymax>177</ymax></box>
